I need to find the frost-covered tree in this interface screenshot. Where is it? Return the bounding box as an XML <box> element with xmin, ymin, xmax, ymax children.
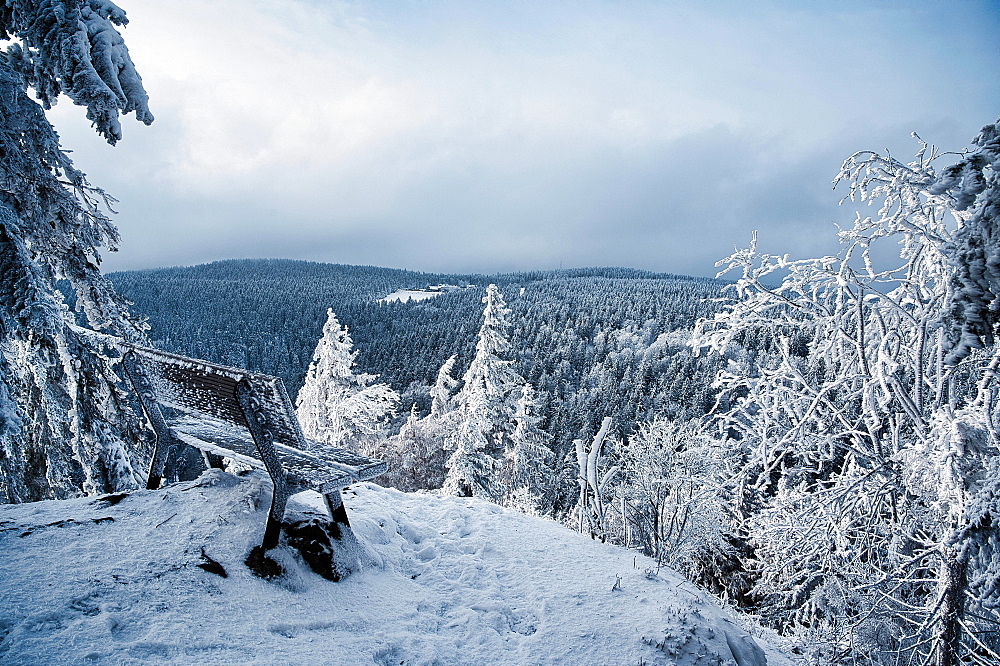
<box><xmin>614</xmin><ymin>418</ymin><xmax>730</xmax><ymax>576</ymax></box>
<box><xmin>430</xmin><ymin>355</ymin><xmax>459</xmax><ymax>418</ymax></box>
<box><xmin>501</xmin><ymin>384</ymin><xmax>554</xmax><ymax>514</ymax></box>
<box><xmin>692</xmin><ymin>120</ymin><xmax>1000</xmax><ymax>666</ymax></box>
<box><xmin>369</xmin><ymin>404</ymin><xmax>449</xmax><ymax>492</ymax></box>
<box><xmin>0</xmin><ymin>1</ymin><xmax>154</xmax><ymax>502</ymax></box>
<box><xmin>296</xmin><ymin>309</ymin><xmax>399</xmax><ymax>452</ymax></box>
<box><xmin>372</xmin><ymin>354</ymin><xmax>461</xmax><ymax>493</ymax></box>
<box><xmin>573</xmin><ymin>416</ymin><xmax>618</xmax><ymax>541</ymax></box>
<box><xmin>444</xmin><ymin>284</ymin><xmax>522</xmax><ymax>498</ymax></box>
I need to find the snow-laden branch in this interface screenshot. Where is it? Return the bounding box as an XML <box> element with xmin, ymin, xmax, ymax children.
<box><xmin>2</xmin><ymin>0</ymin><xmax>153</xmax><ymax>144</ymax></box>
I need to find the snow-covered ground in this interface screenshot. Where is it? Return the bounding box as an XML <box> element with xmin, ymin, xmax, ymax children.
<box><xmin>0</xmin><ymin>470</ymin><xmax>793</xmax><ymax>665</ymax></box>
<box><xmin>380</xmin><ymin>289</ymin><xmax>442</xmax><ymax>304</ymax></box>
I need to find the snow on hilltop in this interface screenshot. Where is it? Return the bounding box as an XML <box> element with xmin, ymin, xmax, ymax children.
<box><xmin>379</xmin><ymin>284</ymin><xmax>470</xmax><ymax>303</ymax></box>
<box><xmin>0</xmin><ymin>471</ymin><xmax>792</xmax><ymax>665</ymax></box>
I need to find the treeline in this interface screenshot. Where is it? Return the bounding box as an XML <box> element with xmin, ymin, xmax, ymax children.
<box><xmin>109</xmin><ymin>260</ymin><xmax>726</xmax><ymax>454</ymax></box>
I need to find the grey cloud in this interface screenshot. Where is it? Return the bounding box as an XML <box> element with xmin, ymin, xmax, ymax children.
<box><xmin>56</xmin><ymin>0</ymin><xmax>1000</xmax><ymax>277</ymax></box>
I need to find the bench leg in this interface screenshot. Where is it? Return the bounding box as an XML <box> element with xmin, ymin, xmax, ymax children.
<box><xmin>121</xmin><ymin>352</ymin><xmax>177</xmax><ymax>490</ymax></box>
<box><xmin>262</xmin><ymin>484</ymin><xmax>291</xmax><ymax>550</ymax></box>
<box><xmin>202</xmin><ymin>450</ymin><xmax>226</xmax><ymax>470</ymax></box>
<box><xmin>324</xmin><ymin>490</ymin><xmax>352</xmax><ymax>533</ymax></box>
<box><xmin>262</xmin><ymin>516</ymin><xmax>281</xmax><ymax>550</ymax></box>
<box><xmin>147</xmin><ymin>472</ymin><xmax>163</xmax><ymax>491</ymax></box>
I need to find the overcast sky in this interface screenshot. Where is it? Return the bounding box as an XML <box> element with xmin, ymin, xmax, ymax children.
<box><xmin>49</xmin><ymin>0</ymin><xmax>999</xmax><ymax>277</ymax></box>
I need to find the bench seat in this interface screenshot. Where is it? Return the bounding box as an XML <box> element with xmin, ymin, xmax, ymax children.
<box><xmin>169</xmin><ymin>415</ymin><xmax>387</xmax><ymax>494</ymax></box>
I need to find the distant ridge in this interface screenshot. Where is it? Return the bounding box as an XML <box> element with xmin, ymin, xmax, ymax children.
<box><xmin>112</xmin><ymin>258</ymin><xmax>718</xmax><ymax>287</ymax></box>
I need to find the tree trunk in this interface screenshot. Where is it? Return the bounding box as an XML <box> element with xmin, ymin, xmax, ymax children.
<box><xmin>932</xmin><ymin>549</ymin><xmax>967</xmax><ymax>666</ymax></box>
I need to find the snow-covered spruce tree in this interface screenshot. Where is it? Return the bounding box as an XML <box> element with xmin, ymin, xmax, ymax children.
<box><xmin>502</xmin><ymin>383</ymin><xmax>555</xmax><ymax>515</ymax></box>
<box><xmin>443</xmin><ymin>284</ymin><xmax>522</xmax><ymax>499</ymax></box>
<box><xmin>691</xmin><ymin>120</ymin><xmax>1000</xmax><ymax>666</ymax></box>
<box><xmin>372</xmin><ymin>354</ymin><xmax>460</xmax><ymax>493</ymax></box>
<box><xmin>0</xmin><ymin>1</ymin><xmax>154</xmax><ymax>502</ymax></box>
<box><xmin>296</xmin><ymin>309</ymin><xmax>399</xmax><ymax>453</ymax></box>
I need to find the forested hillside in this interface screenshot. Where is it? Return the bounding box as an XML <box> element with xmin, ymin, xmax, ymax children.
<box><xmin>109</xmin><ymin>260</ymin><xmax>725</xmax><ymax>454</ymax></box>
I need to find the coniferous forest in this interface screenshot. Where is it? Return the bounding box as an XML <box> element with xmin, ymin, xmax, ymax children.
<box><xmin>108</xmin><ymin>263</ymin><xmax>726</xmax><ymax>457</ymax></box>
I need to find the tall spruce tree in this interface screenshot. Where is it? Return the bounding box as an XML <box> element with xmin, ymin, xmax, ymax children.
<box><xmin>0</xmin><ymin>1</ymin><xmax>154</xmax><ymax>502</ymax></box>
<box><xmin>295</xmin><ymin>309</ymin><xmax>399</xmax><ymax>452</ymax></box>
<box><xmin>444</xmin><ymin>284</ymin><xmax>522</xmax><ymax>498</ymax></box>
<box><xmin>502</xmin><ymin>384</ymin><xmax>554</xmax><ymax>514</ymax></box>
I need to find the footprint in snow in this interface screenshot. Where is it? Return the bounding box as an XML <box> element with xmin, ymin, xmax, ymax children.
<box><xmin>24</xmin><ymin>611</ymin><xmax>66</xmax><ymax>634</ymax></box>
<box><xmin>397</xmin><ymin>520</ymin><xmax>427</xmax><ymax>546</ymax></box>
<box><xmin>68</xmin><ymin>592</ymin><xmax>102</xmax><ymax>617</ymax></box>
<box><xmin>108</xmin><ymin>614</ymin><xmax>147</xmax><ymax>642</ymax></box>
<box><xmin>445</xmin><ymin>511</ymin><xmax>476</xmax><ymax>539</ymax></box>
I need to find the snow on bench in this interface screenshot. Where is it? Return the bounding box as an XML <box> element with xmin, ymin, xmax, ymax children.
<box><xmin>111</xmin><ymin>339</ymin><xmax>386</xmax><ymax>551</ymax></box>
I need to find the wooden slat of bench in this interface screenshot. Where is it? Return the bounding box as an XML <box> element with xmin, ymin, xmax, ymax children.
<box><xmin>298</xmin><ymin>440</ymin><xmax>389</xmax><ymax>481</ymax></box>
<box><xmin>169</xmin><ymin>415</ymin><xmax>383</xmax><ymax>490</ymax></box>
<box><xmin>129</xmin><ymin>344</ymin><xmax>248</xmax><ymax>381</ymax></box>
<box><xmin>169</xmin><ymin>415</ymin><xmax>262</xmax><ymax>462</ymax></box>
<box><xmin>150</xmin><ymin>363</ymin><xmax>247</xmax><ymax>426</ymax></box>
<box><xmin>173</xmin><ymin>430</ymin><xmax>264</xmax><ymax>471</ymax></box>
<box><xmin>127</xmin><ymin>347</ymin><xmax>308</xmax><ymax>453</ymax></box>
<box><xmin>274</xmin><ymin>447</ymin><xmax>356</xmax><ymax>494</ymax></box>
<box><xmin>173</xmin><ymin>430</ymin><xmax>355</xmax><ymax>493</ymax></box>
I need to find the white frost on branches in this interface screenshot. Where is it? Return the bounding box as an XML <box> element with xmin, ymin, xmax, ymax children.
<box><xmin>444</xmin><ymin>285</ymin><xmax>523</xmax><ymax>499</ymax></box>
<box><xmin>2</xmin><ymin>0</ymin><xmax>153</xmax><ymax>144</ymax></box>
<box><xmin>295</xmin><ymin>309</ymin><xmax>399</xmax><ymax>452</ymax></box>
<box><xmin>0</xmin><ymin>2</ymin><xmax>153</xmax><ymax>502</ymax></box>
<box><xmin>691</xmin><ymin>119</ymin><xmax>1000</xmax><ymax>666</ymax></box>
<box><xmin>614</xmin><ymin>418</ymin><xmax>730</xmax><ymax>574</ymax></box>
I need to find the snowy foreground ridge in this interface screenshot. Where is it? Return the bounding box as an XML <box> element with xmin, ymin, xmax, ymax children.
<box><xmin>0</xmin><ymin>471</ymin><xmax>792</xmax><ymax>665</ymax></box>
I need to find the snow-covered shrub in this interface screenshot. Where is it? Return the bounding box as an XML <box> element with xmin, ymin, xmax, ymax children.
<box><xmin>369</xmin><ymin>405</ymin><xmax>450</xmax><ymax>493</ymax></box>
<box><xmin>614</xmin><ymin>418</ymin><xmax>731</xmax><ymax>579</ymax></box>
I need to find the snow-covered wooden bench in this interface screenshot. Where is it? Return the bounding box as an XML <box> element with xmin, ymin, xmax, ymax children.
<box><xmin>114</xmin><ymin>340</ymin><xmax>386</xmax><ymax>551</ymax></box>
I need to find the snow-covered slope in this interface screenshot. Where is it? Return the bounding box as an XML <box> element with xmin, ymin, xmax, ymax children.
<box><xmin>379</xmin><ymin>289</ymin><xmax>443</xmax><ymax>303</ymax></box>
<box><xmin>0</xmin><ymin>471</ymin><xmax>792</xmax><ymax>665</ymax></box>
<box><xmin>378</xmin><ymin>284</ymin><xmax>470</xmax><ymax>303</ymax></box>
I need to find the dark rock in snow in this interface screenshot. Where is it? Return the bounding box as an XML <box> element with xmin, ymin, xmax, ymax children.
<box><xmin>92</xmin><ymin>493</ymin><xmax>129</xmax><ymax>507</ymax></box>
<box><xmin>245</xmin><ymin>545</ymin><xmax>284</xmax><ymax>580</ymax></box>
<box><xmin>284</xmin><ymin>517</ymin><xmax>350</xmax><ymax>582</ymax></box>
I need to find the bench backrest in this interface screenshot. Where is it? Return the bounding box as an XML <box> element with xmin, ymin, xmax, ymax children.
<box><xmin>74</xmin><ymin>327</ymin><xmax>387</xmax><ymax>550</ymax></box>
<box><xmin>123</xmin><ymin>344</ymin><xmax>310</xmax><ymax>452</ymax></box>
